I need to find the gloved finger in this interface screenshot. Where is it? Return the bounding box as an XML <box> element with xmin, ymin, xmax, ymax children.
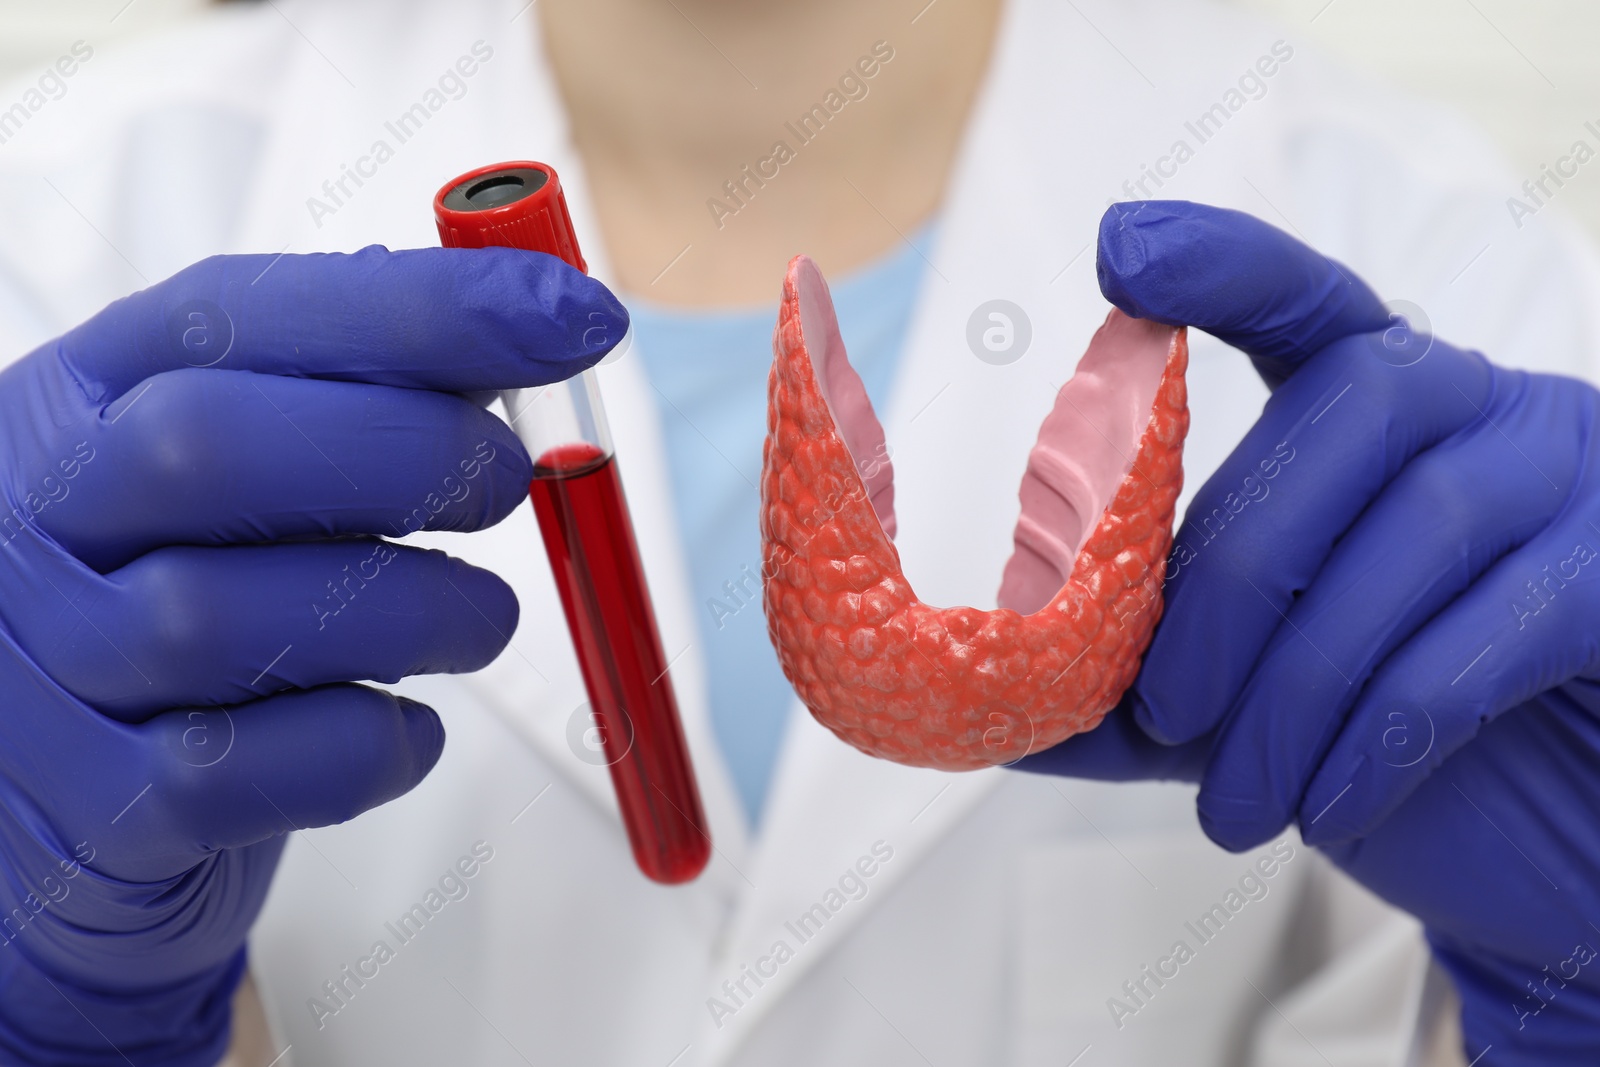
<box><xmin>1097</xmin><ymin>201</ymin><xmax>1392</xmax><ymax>386</ymax></box>
<box><xmin>1299</xmin><ymin>494</ymin><xmax>1600</xmax><ymax>846</ymax></box>
<box><xmin>1132</xmin><ymin>337</ymin><xmax>1494</xmax><ymax>745</ymax></box>
<box><xmin>41</xmin><ymin>369</ymin><xmax>531</xmax><ymax>572</ymax></box>
<box><xmin>1011</xmin><ymin>702</ymin><xmax>1209</xmax><ymax>783</ymax></box>
<box><xmin>1194</xmin><ymin>406</ymin><xmax>1575</xmax><ymax>851</ymax></box>
<box><xmin>12</xmin><ymin>540</ymin><xmax>517</xmax><ymax>722</ymax></box>
<box><xmin>131</xmin><ymin>684</ymin><xmax>445</xmax><ymax>855</ymax></box>
<box><xmin>43</xmin><ymin>245</ymin><xmax>627</xmax><ymax>404</ymax></box>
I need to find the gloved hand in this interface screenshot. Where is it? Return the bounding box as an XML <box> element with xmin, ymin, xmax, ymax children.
<box><xmin>0</xmin><ymin>246</ymin><xmax>625</xmax><ymax>1065</ymax></box>
<box><xmin>1020</xmin><ymin>202</ymin><xmax>1600</xmax><ymax>1064</ymax></box>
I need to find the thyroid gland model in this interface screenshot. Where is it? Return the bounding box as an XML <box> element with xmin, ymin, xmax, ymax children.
<box><xmin>761</xmin><ymin>255</ymin><xmax>1189</xmax><ymax>771</ymax></box>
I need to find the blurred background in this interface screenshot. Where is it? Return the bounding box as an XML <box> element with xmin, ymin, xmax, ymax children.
<box><xmin>1</xmin><ymin>0</ymin><xmax>1597</xmax><ymax>241</ymax></box>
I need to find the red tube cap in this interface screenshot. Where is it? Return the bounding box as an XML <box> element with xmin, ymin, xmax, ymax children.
<box><xmin>433</xmin><ymin>160</ymin><xmax>588</xmax><ymax>274</ymax></box>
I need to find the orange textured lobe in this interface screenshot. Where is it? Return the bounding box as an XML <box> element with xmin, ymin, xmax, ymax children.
<box><xmin>761</xmin><ymin>256</ymin><xmax>1189</xmax><ymax>770</ymax></box>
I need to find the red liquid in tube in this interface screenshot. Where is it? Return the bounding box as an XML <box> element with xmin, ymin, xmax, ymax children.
<box><xmin>528</xmin><ymin>443</ymin><xmax>711</xmax><ymax>884</ymax></box>
<box><xmin>435</xmin><ymin>159</ymin><xmax>711</xmax><ymax>883</ymax></box>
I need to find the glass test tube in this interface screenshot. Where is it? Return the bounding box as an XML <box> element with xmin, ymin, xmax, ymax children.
<box><xmin>509</xmin><ymin>377</ymin><xmax>712</xmax><ymax>884</ymax></box>
<box><xmin>435</xmin><ymin>161</ymin><xmax>711</xmax><ymax>884</ymax></box>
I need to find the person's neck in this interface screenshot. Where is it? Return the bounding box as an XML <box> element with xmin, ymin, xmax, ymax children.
<box><xmin>540</xmin><ymin>0</ymin><xmax>1003</xmax><ymax>306</ymax></box>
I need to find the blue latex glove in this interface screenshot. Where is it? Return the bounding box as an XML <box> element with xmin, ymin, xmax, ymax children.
<box><xmin>1021</xmin><ymin>202</ymin><xmax>1600</xmax><ymax>1063</ymax></box>
<box><xmin>0</xmin><ymin>246</ymin><xmax>626</xmax><ymax>1065</ymax></box>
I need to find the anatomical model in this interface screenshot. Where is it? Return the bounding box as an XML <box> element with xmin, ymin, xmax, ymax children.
<box><xmin>761</xmin><ymin>255</ymin><xmax>1188</xmax><ymax>770</ymax></box>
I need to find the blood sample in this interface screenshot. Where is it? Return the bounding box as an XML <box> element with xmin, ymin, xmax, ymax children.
<box><xmin>527</xmin><ymin>441</ymin><xmax>710</xmax><ymax>883</ymax></box>
<box><xmin>434</xmin><ymin>161</ymin><xmax>711</xmax><ymax>884</ymax></box>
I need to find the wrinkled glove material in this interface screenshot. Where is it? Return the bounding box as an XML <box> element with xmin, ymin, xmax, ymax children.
<box><xmin>1020</xmin><ymin>201</ymin><xmax>1600</xmax><ymax>1066</ymax></box>
<box><xmin>0</xmin><ymin>245</ymin><xmax>624</xmax><ymax>1064</ymax></box>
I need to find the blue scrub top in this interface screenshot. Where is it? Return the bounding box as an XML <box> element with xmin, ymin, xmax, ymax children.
<box><xmin>627</xmin><ymin>230</ymin><xmax>934</xmax><ymax>826</ymax></box>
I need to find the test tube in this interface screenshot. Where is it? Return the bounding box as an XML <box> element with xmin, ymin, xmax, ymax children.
<box><xmin>434</xmin><ymin>161</ymin><xmax>711</xmax><ymax>884</ymax></box>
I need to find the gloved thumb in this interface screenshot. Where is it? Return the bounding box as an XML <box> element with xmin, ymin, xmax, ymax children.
<box><xmin>1096</xmin><ymin>201</ymin><xmax>1392</xmax><ymax>387</ymax></box>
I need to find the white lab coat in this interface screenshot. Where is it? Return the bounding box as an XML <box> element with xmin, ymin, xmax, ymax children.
<box><xmin>2</xmin><ymin>1</ymin><xmax>1599</xmax><ymax>1064</ymax></box>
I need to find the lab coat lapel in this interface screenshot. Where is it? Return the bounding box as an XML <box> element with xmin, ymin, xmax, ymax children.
<box><xmin>590</xmin><ymin>347</ymin><xmax>758</xmax><ymax>885</ymax></box>
<box><xmin>225</xmin><ymin>0</ymin><xmax>753</xmax><ymax>886</ymax></box>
